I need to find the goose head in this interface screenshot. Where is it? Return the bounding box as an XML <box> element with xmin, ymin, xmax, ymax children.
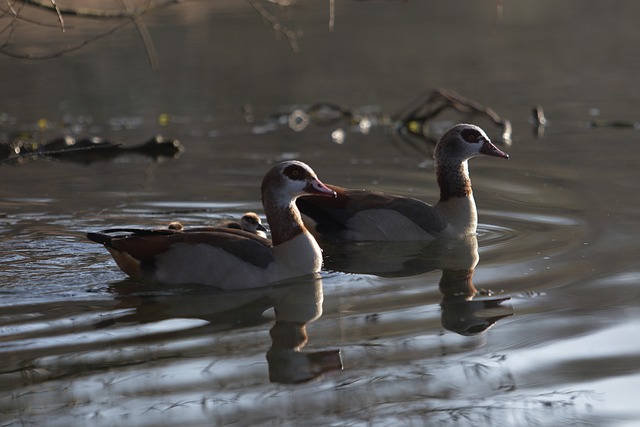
<box><xmin>167</xmin><ymin>221</ymin><xmax>184</xmax><ymax>231</ymax></box>
<box><xmin>240</xmin><ymin>212</ymin><xmax>268</xmax><ymax>234</ymax></box>
<box><xmin>435</xmin><ymin>124</ymin><xmax>509</xmax><ymax>165</ymax></box>
<box><xmin>262</xmin><ymin>160</ymin><xmax>337</xmax><ymax>205</ymax></box>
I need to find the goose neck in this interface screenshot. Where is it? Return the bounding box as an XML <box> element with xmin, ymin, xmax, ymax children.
<box><xmin>436</xmin><ymin>159</ymin><xmax>472</xmax><ymax>202</ymax></box>
<box><xmin>263</xmin><ymin>198</ymin><xmax>305</xmax><ymax>246</ymax></box>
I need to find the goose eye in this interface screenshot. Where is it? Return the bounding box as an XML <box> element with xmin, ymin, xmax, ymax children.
<box><xmin>283</xmin><ymin>164</ymin><xmax>306</xmax><ymax>180</ymax></box>
<box><xmin>461</xmin><ymin>129</ymin><xmax>481</xmax><ymax>143</ymax></box>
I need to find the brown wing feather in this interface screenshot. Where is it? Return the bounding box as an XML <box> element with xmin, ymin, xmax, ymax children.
<box><xmin>90</xmin><ymin>228</ymin><xmax>274</xmax><ymax>270</ymax></box>
<box><xmin>297</xmin><ymin>184</ymin><xmax>448</xmax><ymax>237</ymax></box>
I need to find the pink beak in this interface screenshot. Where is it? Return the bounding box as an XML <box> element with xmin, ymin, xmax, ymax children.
<box><xmin>306</xmin><ymin>179</ymin><xmax>337</xmax><ymax>197</ymax></box>
<box><xmin>480</xmin><ymin>139</ymin><xmax>509</xmax><ymax>159</ymax></box>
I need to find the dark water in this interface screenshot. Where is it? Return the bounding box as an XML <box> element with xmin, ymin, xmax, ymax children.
<box><xmin>1</xmin><ymin>1</ymin><xmax>640</xmax><ymax>426</ymax></box>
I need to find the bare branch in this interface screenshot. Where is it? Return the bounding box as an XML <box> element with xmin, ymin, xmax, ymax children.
<box><xmin>247</xmin><ymin>0</ymin><xmax>300</xmax><ymax>53</ymax></box>
<box><xmin>395</xmin><ymin>88</ymin><xmax>512</xmax><ymax>144</ymax></box>
<box><xmin>2</xmin><ymin>0</ymin><xmax>68</xmax><ymax>28</ymax></box>
<box><xmin>0</xmin><ymin>0</ymin><xmax>191</xmax><ymax>62</ymax></box>
<box><xmin>21</xmin><ymin>0</ymin><xmax>182</xmax><ymax>20</ymax></box>
<box><xmin>0</xmin><ymin>20</ymin><xmax>16</xmax><ymax>48</ymax></box>
<box><xmin>4</xmin><ymin>0</ymin><xmax>18</xmax><ymax>16</ymax></box>
<box><xmin>120</xmin><ymin>0</ymin><xmax>159</xmax><ymax>69</ymax></box>
<box><xmin>0</xmin><ymin>1</ymin><xmax>21</xmax><ymax>46</ymax></box>
<box><xmin>0</xmin><ymin>19</ymin><xmax>130</xmax><ymax>59</ymax></box>
<box><xmin>2</xmin><ymin>11</ymin><xmax>68</xmax><ymax>29</ymax></box>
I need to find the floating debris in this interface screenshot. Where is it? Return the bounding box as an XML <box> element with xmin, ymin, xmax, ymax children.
<box><xmin>306</xmin><ymin>102</ymin><xmax>352</xmax><ymax>126</ymax></box>
<box><xmin>532</xmin><ymin>105</ymin><xmax>547</xmax><ymax>127</ymax></box>
<box><xmin>394</xmin><ymin>88</ymin><xmax>512</xmax><ymax>145</ymax></box>
<box><xmin>286</xmin><ymin>102</ymin><xmax>353</xmax><ymax>132</ymax></box>
<box><xmin>330</xmin><ymin>128</ymin><xmax>345</xmax><ymax>144</ymax></box>
<box><xmin>532</xmin><ymin>105</ymin><xmax>547</xmax><ymax>137</ymax></box>
<box><xmin>127</xmin><ymin>135</ymin><xmax>184</xmax><ymax>159</ymax></box>
<box><xmin>253</xmin><ymin>89</ymin><xmax>510</xmax><ymax>156</ymax></box>
<box><xmin>589</xmin><ymin>119</ymin><xmax>640</xmax><ymax>129</ymax></box>
<box><xmin>288</xmin><ymin>109</ymin><xmax>310</xmax><ymax>131</ymax></box>
<box><xmin>0</xmin><ymin>134</ymin><xmax>183</xmax><ymax>165</ymax></box>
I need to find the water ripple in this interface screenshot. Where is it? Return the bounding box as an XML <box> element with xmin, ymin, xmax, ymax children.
<box><xmin>477</xmin><ymin>208</ymin><xmax>587</xmax><ymax>258</ymax></box>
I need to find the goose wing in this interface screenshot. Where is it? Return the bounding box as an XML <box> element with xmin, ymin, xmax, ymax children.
<box><xmin>88</xmin><ymin>228</ymin><xmax>274</xmax><ymax>279</ymax></box>
<box><xmin>297</xmin><ymin>184</ymin><xmax>448</xmax><ymax>238</ymax></box>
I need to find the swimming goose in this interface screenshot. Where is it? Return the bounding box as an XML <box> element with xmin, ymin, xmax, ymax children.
<box><xmin>296</xmin><ymin>124</ymin><xmax>509</xmax><ymax>241</ymax></box>
<box><xmin>87</xmin><ymin>161</ymin><xmax>336</xmax><ymax>289</ymax></box>
<box><xmin>167</xmin><ymin>212</ymin><xmax>268</xmax><ymax>238</ymax></box>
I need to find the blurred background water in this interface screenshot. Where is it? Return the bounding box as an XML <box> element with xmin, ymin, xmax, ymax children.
<box><xmin>1</xmin><ymin>1</ymin><xmax>640</xmax><ymax>426</ymax></box>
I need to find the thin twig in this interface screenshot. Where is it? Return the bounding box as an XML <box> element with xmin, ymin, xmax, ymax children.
<box><xmin>2</xmin><ymin>0</ymin><xmax>66</xmax><ymax>28</ymax></box>
<box><xmin>0</xmin><ymin>19</ymin><xmax>130</xmax><ymax>59</ymax></box>
<box><xmin>0</xmin><ymin>8</ymin><xmax>70</xmax><ymax>29</ymax></box>
<box><xmin>0</xmin><ymin>0</ymin><xmax>188</xmax><ymax>61</ymax></box>
<box><xmin>120</xmin><ymin>0</ymin><xmax>159</xmax><ymax>69</ymax></box>
<box><xmin>48</xmin><ymin>0</ymin><xmax>64</xmax><ymax>31</ymax></box>
<box><xmin>247</xmin><ymin>0</ymin><xmax>300</xmax><ymax>53</ymax></box>
<box><xmin>329</xmin><ymin>0</ymin><xmax>334</xmax><ymax>31</ymax></box>
<box><xmin>22</xmin><ymin>0</ymin><xmax>182</xmax><ymax>20</ymax></box>
<box><xmin>0</xmin><ymin>20</ymin><xmax>16</xmax><ymax>48</ymax></box>
<box><xmin>0</xmin><ymin>0</ymin><xmax>22</xmax><ymax>46</ymax></box>
<box><xmin>4</xmin><ymin>0</ymin><xmax>18</xmax><ymax>16</ymax></box>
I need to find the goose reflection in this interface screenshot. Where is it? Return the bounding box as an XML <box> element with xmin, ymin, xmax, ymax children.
<box><xmin>321</xmin><ymin>235</ymin><xmax>513</xmax><ymax>336</ymax></box>
<box><xmin>265</xmin><ymin>277</ymin><xmax>342</xmax><ymax>384</ymax></box>
<box><xmin>438</xmin><ymin>264</ymin><xmax>513</xmax><ymax>336</ymax></box>
<box><xmin>102</xmin><ymin>275</ymin><xmax>342</xmax><ymax>384</ymax></box>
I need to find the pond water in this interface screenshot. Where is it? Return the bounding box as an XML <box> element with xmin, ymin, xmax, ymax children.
<box><xmin>1</xmin><ymin>1</ymin><xmax>640</xmax><ymax>426</ymax></box>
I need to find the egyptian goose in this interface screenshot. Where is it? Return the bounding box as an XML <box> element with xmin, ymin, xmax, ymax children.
<box><xmin>87</xmin><ymin>161</ymin><xmax>336</xmax><ymax>289</ymax></box>
<box><xmin>296</xmin><ymin>124</ymin><xmax>509</xmax><ymax>241</ymax></box>
<box><xmin>167</xmin><ymin>212</ymin><xmax>268</xmax><ymax>238</ymax></box>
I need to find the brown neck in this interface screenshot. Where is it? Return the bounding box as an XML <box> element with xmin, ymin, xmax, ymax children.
<box><xmin>263</xmin><ymin>199</ymin><xmax>305</xmax><ymax>246</ymax></box>
<box><xmin>436</xmin><ymin>159</ymin><xmax>472</xmax><ymax>202</ymax></box>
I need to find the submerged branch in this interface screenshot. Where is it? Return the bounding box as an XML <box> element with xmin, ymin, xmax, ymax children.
<box><xmin>395</xmin><ymin>88</ymin><xmax>512</xmax><ymax>144</ymax></box>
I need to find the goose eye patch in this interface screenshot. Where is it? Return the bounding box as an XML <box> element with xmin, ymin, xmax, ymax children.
<box><xmin>461</xmin><ymin>129</ymin><xmax>481</xmax><ymax>143</ymax></box>
<box><xmin>283</xmin><ymin>164</ymin><xmax>307</xmax><ymax>180</ymax></box>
